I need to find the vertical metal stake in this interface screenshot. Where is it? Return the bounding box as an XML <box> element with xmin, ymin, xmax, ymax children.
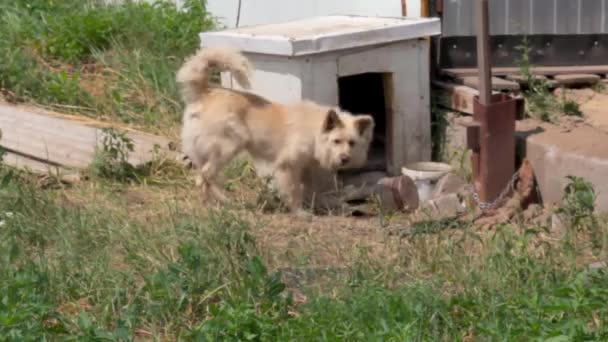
<box><xmin>475</xmin><ymin>0</ymin><xmax>492</xmax><ymax>105</ymax></box>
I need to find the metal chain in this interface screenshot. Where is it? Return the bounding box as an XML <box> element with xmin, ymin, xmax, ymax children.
<box><xmin>468</xmin><ymin>172</ymin><xmax>519</xmax><ymax>212</ymax></box>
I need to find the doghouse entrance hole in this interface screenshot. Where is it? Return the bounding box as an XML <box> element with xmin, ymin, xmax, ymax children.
<box><xmin>338</xmin><ymin>72</ymin><xmax>390</xmax><ymax>172</ymax></box>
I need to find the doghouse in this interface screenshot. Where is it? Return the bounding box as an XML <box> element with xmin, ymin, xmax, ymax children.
<box><xmin>200</xmin><ymin>15</ymin><xmax>441</xmax><ymax>175</ymax></box>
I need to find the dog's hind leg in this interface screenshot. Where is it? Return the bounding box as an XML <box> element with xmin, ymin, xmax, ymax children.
<box><xmin>198</xmin><ymin>141</ymin><xmax>242</xmax><ymax>204</ymax></box>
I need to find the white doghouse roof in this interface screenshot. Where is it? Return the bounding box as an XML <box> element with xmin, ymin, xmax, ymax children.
<box><xmin>200</xmin><ymin>15</ymin><xmax>441</xmax><ymax>56</ymax></box>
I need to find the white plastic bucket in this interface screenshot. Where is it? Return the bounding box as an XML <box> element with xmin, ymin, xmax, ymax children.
<box><xmin>401</xmin><ymin>162</ymin><xmax>453</xmax><ymax>203</ymax></box>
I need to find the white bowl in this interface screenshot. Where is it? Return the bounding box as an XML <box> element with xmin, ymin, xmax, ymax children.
<box><xmin>401</xmin><ymin>162</ymin><xmax>453</xmax><ymax>181</ymax></box>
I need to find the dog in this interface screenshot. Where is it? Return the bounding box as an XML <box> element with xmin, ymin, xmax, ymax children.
<box><xmin>176</xmin><ymin>47</ymin><xmax>375</xmax><ymax>214</ymax></box>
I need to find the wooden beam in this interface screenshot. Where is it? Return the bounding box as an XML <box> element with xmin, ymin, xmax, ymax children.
<box><xmin>432</xmin><ymin>81</ymin><xmax>498</xmax><ymax>115</ymax></box>
<box><xmin>442</xmin><ymin>65</ymin><xmax>608</xmax><ymax>78</ymax></box>
<box><xmin>460</xmin><ymin>76</ymin><xmax>520</xmax><ymax>91</ymax></box>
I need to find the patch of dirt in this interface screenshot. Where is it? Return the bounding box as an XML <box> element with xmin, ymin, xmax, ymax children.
<box><xmin>554</xmin><ymin>88</ymin><xmax>608</xmax><ymax>132</ymax></box>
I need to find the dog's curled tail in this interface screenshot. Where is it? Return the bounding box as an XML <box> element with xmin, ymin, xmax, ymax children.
<box><xmin>176</xmin><ymin>47</ymin><xmax>253</xmax><ymax>102</ymax></box>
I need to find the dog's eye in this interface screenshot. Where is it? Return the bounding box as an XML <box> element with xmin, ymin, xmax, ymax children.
<box><xmin>348</xmin><ymin>140</ymin><xmax>355</xmax><ymax>147</ymax></box>
<box><xmin>333</xmin><ymin>139</ymin><xmax>342</xmax><ymax>145</ymax></box>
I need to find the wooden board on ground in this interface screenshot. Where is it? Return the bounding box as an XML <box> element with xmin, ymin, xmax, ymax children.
<box><xmin>2</xmin><ymin>151</ymin><xmax>80</xmax><ymax>183</ymax></box>
<box><xmin>0</xmin><ymin>104</ymin><xmax>177</xmax><ymax>170</ymax></box>
<box><xmin>432</xmin><ymin>81</ymin><xmax>499</xmax><ymax>115</ymax></box>
<box><xmin>442</xmin><ymin>65</ymin><xmax>608</xmax><ymax>78</ymax></box>
<box><xmin>553</xmin><ymin>74</ymin><xmax>601</xmax><ymax>87</ymax></box>
<box><xmin>459</xmin><ymin>76</ymin><xmax>520</xmax><ymax>91</ymax></box>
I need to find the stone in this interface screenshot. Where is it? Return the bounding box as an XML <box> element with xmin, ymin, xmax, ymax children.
<box><xmin>550</xmin><ymin>213</ymin><xmax>568</xmax><ymax>238</ymax></box>
<box><xmin>420</xmin><ymin>193</ymin><xmax>465</xmax><ymax>219</ymax></box>
<box><xmin>522</xmin><ymin>203</ymin><xmax>543</xmax><ymax>222</ymax></box>
<box><xmin>432</xmin><ymin>172</ymin><xmax>467</xmax><ymax>198</ymax></box>
<box><xmin>376</xmin><ymin>175</ymin><xmax>420</xmax><ymax>212</ymax></box>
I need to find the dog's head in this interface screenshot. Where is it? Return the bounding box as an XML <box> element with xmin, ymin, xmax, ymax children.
<box><xmin>316</xmin><ymin>109</ymin><xmax>375</xmax><ymax>171</ymax></box>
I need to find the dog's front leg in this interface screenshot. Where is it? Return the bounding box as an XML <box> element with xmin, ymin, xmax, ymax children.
<box><xmin>275</xmin><ymin>165</ymin><xmax>308</xmax><ymax>217</ymax></box>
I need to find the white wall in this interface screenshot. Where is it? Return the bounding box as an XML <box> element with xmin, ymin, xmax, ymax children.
<box><xmin>207</xmin><ymin>0</ymin><xmax>403</xmax><ymax>28</ymax></box>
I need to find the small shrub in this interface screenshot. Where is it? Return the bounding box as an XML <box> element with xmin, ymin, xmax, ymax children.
<box><xmin>559</xmin><ymin>90</ymin><xmax>583</xmax><ymax>117</ymax></box>
<box><xmin>559</xmin><ymin>176</ymin><xmax>596</xmax><ymax>226</ymax></box>
<box><xmin>90</xmin><ymin>127</ymin><xmax>138</xmax><ymax>182</ymax></box>
<box><xmin>516</xmin><ymin>36</ymin><xmax>582</xmax><ymax>122</ymax></box>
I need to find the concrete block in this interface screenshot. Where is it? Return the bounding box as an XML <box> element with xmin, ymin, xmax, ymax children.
<box><xmin>516</xmin><ymin>119</ymin><xmax>608</xmax><ymax>213</ymax></box>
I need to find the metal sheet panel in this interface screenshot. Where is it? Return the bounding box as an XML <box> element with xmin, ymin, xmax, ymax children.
<box><xmin>489</xmin><ymin>0</ymin><xmax>506</xmax><ymax>35</ymax></box>
<box><xmin>531</xmin><ymin>0</ymin><xmax>556</xmax><ymax>34</ymax></box>
<box><xmin>507</xmin><ymin>0</ymin><xmax>530</xmax><ymax>35</ymax></box>
<box><xmin>443</xmin><ymin>0</ymin><xmax>461</xmax><ymax>36</ymax></box>
<box><xmin>458</xmin><ymin>0</ymin><xmax>475</xmax><ymax>36</ymax></box>
<box><xmin>581</xmin><ymin>0</ymin><xmax>605</xmax><ymax>34</ymax></box>
<box><xmin>604</xmin><ymin>0</ymin><xmax>608</xmax><ymax>33</ymax></box>
<box><xmin>443</xmin><ymin>0</ymin><xmax>608</xmax><ymax>37</ymax></box>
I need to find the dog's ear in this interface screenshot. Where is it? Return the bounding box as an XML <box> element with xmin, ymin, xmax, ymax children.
<box><xmin>323</xmin><ymin>109</ymin><xmax>343</xmax><ymax>132</ymax></box>
<box><xmin>354</xmin><ymin>115</ymin><xmax>375</xmax><ymax>136</ymax></box>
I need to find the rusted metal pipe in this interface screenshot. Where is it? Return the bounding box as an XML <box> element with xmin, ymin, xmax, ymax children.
<box><xmin>475</xmin><ymin>0</ymin><xmax>492</xmax><ymax>105</ymax></box>
<box><xmin>460</xmin><ymin>0</ymin><xmax>518</xmax><ymax>205</ymax></box>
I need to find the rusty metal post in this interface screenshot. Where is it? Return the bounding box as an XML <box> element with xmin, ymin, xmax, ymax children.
<box><xmin>475</xmin><ymin>0</ymin><xmax>492</xmax><ymax>105</ymax></box>
<box><xmin>461</xmin><ymin>0</ymin><xmax>517</xmax><ymax>205</ymax></box>
<box><xmin>474</xmin><ymin>94</ymin><xmax>517</xmax><ymax>202</ymax></box>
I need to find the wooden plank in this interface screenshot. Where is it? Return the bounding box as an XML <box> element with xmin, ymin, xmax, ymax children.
<box><xmin>432</xmin><ymin>81</ymin><xmax>499</xmax><ymax>115</ymax></box>
<box><xmin>553</xmin><ymin>74</ymin><xmax>601</xmax><ymax>87</ymax></box>
<box><xmin>506</xmin><ymin>74</ymin><xmax>548</xmax><ymax>83</ymax></box>
<box><xmin>0</xmin><ymin>104</ymin><xmax>176</xmax><ymax>170</ymax></box>
<box><xmin>2</xmin><ymin>151</ymin><xmax>80</xmax><ymax>182</ymax></box>
<box><xmin>460</xmin><ymin>76</ymin><xmax>521</xmax><ymax>91</ymax></box>
<box><xmin>441</xmin><ymin>65</ymin><xmax>608</xmax><ymax>77</ymax></box>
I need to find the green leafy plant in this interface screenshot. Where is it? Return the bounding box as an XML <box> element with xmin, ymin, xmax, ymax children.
<box><xmin>516</xmin><ymin>36</ymin><xmax>582</xmax><ymax>122</ymax></box>
<box><xmin>90</xmin><ymin>127</ymin><xmax>138</xmax><ymax>181</ymax></box>
<box><xmin>559</xmin><ymin>176</ymin><xmax>596</xmax><ymax>227</ymax></box>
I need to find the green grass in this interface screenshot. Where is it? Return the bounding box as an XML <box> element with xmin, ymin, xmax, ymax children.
<box><xmin>1</xmin><ymin>162</ymin><xmax>608</xmax><ymax>340</ymax></box>
<box><xmin>0</xmin><ymin>0</ymin><xmax>214</xmax><ymax>133</ymax></box>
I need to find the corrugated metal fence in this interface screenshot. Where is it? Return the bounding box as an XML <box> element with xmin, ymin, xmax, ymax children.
<box><xmin>443</xmin><ymin>0</ymin><xmax>608</xmax><ymax>37</ymax></box>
